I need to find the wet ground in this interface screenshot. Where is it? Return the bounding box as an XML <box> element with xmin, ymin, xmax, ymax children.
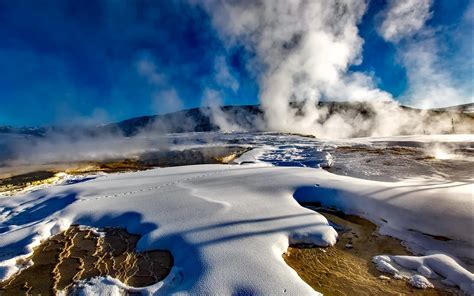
<box><xmin>283</xmin><ymin>204</ymin><xmax>462</xmax><ymax>296</ymax></box>
<box><xmin>327</xmin><ymin>144</ymin><xmax>473</xmax><ymax>182</ymax></box>
<box><xmin>2</xmin><ymin>132</ymin><xmax>472</xmax><ymax>183</ymax></box>
<box><xmin>0</xmin><ymin>146</ymin><xmax>249</xmax><ymax>194</ymax></box>
<box><xmin>204</xmin><ymin>132</ymin><xmax>474</xmax><ymax>182</ymax></box>
<box><xmin>0</xmin><ymin>226</ymin><xmax>172</xmax><ymax>295</ymax></box>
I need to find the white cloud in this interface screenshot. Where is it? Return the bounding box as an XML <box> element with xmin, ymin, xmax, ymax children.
<box><xmin>378</xmin><ymin>0</ymin><xmax>473</xmax><ymax>108</ymax></box>
<box><xmin>378</xmin><ymin>0</ymin><xmax>433</xmax><ymax>43</ymax></box>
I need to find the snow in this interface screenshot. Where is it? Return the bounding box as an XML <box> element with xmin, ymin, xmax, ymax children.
<box><xmin>392</xmin><ymin>254</ymin><xmax>474</xmax><ymax>293</ymax></box>
<box><xmin>293</xmin><ymin>173</ymin><xmax>474</xmax><ymax>259</ymax></box>
<box><xmin>1</xmin><ymin>133</ymin><xmax>473</xmax><ymax>295</ymax></box>
<box><xmin>373</xmin><ymin>254</ymin><xmax>474</xmax><ymax>293</ymax></box>
<box><xmin>409</xmin><ymin>275</ymin><xmax>434</xmax><ymax>289</ymax></box>
<box><xmin>62</xmin><ymin>268</ymin><xmax>184</xmax><ymax>296</ymax></box>
<box><xmin>0</xmin><ymin>164</ymin><xmax>338</xmax><ymax>294</ymax></box>
<box><xmin>372</xmin><ymin>255</ymin><xmax>400</xmax><ymax>275</ymax></box>
<box><xmin>68</xmin><ymin>277</ymin><xmax>126</xmax><ymax>296</ymax></box>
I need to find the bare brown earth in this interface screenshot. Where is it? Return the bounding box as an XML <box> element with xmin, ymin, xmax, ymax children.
<box><xmin>283</xmin><ymin>206</ymin><xmax>462</xmax><ymax>296</ymax></box>
<box><xmin>0</xmin><ymin>226</ymin><xmax>172</xmax><ymax>295</ymax></box>
<box><xmin>0</xmin><ymin>171</ymin><xmax>60</xmax><ymax>194</ymax></box>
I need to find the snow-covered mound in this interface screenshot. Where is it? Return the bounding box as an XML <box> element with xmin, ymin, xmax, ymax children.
<box><xmin>373</xmin><ymin>254</ymin><xmax>474</xmax><ymax>294</ymax></box>
<box><xmin>1</xmin><ymin>164</ymin><xmax>338</xmax><ymax>294</ymax></box>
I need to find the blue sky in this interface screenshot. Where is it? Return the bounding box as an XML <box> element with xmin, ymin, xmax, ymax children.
<box><xmin>0</xmin><ymin>0</ymin><xmax>471</xmax><ymax>126</ymax></box>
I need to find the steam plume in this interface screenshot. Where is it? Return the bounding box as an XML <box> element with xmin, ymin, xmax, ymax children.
<box><xmin>197</xmin><ymin>0</ymin><xmax>398</xmax><ymax>137</ymax></box>
<box><xmin>197</xmin><ymin>0</ymin><xmax>472</xmax><ymax>138</ymax></box>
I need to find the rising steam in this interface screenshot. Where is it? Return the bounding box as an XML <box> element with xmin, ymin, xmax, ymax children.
<box><xmin>378</xmin><ymin>0</ymin><xmax>473</xmax><ymax>109</ymax></box>
<box><xmin>197</xmin><ymin>0</ymin><xmax>472</xmax><ymax>138</ymax></box>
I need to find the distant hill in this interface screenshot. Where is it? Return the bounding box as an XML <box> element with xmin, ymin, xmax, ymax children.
<box><xmin>106</xmin><ymin>105</ymin><xmax>262</xmax><ymax>136</ymax></box>
<box><xmin>431</xmin><ymin>103</ymin><xmax>474</xmax><ymax>113</ymax></box>
<box><xmin>1</xmin><ymin>102</ymin><xmax>472</xmax><ymax>137</ymax></box>
<box><xmin>0</xmin><ymin>126</ymin><xmax>46</xmax><ymax>137</ymax></box>
<box><xmin>106</xmin><ymin>102</ymin><xmax>473</xmax><ymax>136</ymax></box>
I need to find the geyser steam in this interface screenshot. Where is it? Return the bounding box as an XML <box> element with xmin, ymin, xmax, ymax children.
<box><xmin>198</xmin><ymin>0</ymin><xmax>390</xmax><ymax>137</ymax></box>
<box><xmin>197</xmin><ymin>0</ymin><xmax>472</xmax><ymax>138</ymax></box>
